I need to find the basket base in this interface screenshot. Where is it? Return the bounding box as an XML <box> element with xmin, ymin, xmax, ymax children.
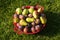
<box><xmin>13</xmin><ymin>23</ymin><xmax>46</xmax><ymax>34</ymax></box>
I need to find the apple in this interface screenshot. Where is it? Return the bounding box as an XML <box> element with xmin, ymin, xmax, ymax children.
<box><xmin>19</xmin><ymin>19</ymin><xmax>27</xmax><ymax>26</ymax></box>
<box><xmin>28</xmin><ymin>6</ymin><xmax>34</xmax><ymax>14</ymax></box>
<box><xmin>14</xmin><ymin>14</ymin><xmax>17</xmax><ymax>18</ymax></box>
<box><xmin>24</xmin><ymin>27</ymin><xmax>28</xmax><ymax>33</ymax></box>
<box><xmin>22</xmin><ymin>9</ymin><xmax>28</xmax><ymax>15</ymax></box>
<box><xmin>22</xmin><ymin>6</ymin><xmax>25</xmax><ymax>9</ymax></box>
<box><xmin>35</xmin><ymin>25</ymin><xmax>40</xmax><ymax>31</ymax></box>
<box><xmin>13</xmin><ymin>18</ymin><xmax>19</xmax><ymax>23</ymax></box>
<box><xmin>26</xmin><ymin>18</ymin><xmax>34</xmax><ymax>23</ymax></box>
<box><xmin>17</xmin><ymin>23</ymin><xmax>20</xmax><ymax>27</ymax></box>
<box><xmin>16</xmin><ymin>8</ymin><xmax>22</xmax><ymax>14</ymax></box>
<box><xmin>31</xmin><ymin>27</ymin><xmax>35</xmax><ymax>33</ymax></box>
<box><xmin>19</xmin><ymin>15</ymin><xmax>24</xmax><ymax>19</ymax></box>
<box><xmin>40</xmin><ymin>16</ymin><xmax>47</xmax><ymax>24</ymax></box>
<box><xmin>25</xmin><ymin>6</ymin><xmax>30</xmax><ymax>9</ymax></box>
<box><xmin>31</xmin><ymin>22</ymin><xmax>35</xmax><ymax>26</ymax></box>
<box><xmin>35</xmin><ymin>19</ymin><xmax>40</xmax><ymax>24</ymax></box>
<box><xmin>37</xmin><ymin>8</ymin><xmax>41</xmax><ymax>13</ymax></box>
<box><xmin>17</xmin><ymin>23</ymin><xmax>23</xmax><ymax>31</ymax></box>
<box><xmin>28</xmin><ymin>14</ymin><xmax>33</xmax><ymax>17</ymax></box>
<box><xmin>33</xmin><ymin>11</ymin><xmax>38</xmax><ymax>18</ymax></box>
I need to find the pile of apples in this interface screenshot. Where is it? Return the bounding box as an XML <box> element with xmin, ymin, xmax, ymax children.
<box><xmin>13</xmin><ymin>5</ymin><xmax>47</xmax><ymax>34</ymax></box>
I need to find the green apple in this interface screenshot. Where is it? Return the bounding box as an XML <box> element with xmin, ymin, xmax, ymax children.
<box><xmin>19</xmin><ymin>20</ymin><xmax>27</xmax><ymax>26</ymax></box>
<box><xmin>28</xmin><ymin>6</ymin><xmax>34</xmax><ymax>14</ymax></box>
<box><xmin>22</xmin><ymin>9</ymin><xmax>28</xmax><ymax>15</ymax></box>
<box><xmin>33</xmin><ymin>11</ymin><xmax>38</xmax><ymax>18</ymax></box>
<box><xmin>40</xmin><ymin>16</ymin><xmax>47</xmax><ymax>24</ymax></box>
<box><xmin>13</xmin><ymin>18</ymin><xmax>19</xmax><ymax>23</ymax></box>
<box><xmin>26</xmin><ymin>18</ymin><xmax>34</xmax><ymax>23</ymax></box>
<box><xmin>16</xmin><ymin>8</ymin><xmax>22</xmax><ymax>14</ymax></box>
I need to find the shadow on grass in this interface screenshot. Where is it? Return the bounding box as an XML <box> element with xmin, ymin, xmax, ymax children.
<box><xmin>37</xmin><ymin>11</ymin><xmax>60</xmax><ymax>37</ymax></box>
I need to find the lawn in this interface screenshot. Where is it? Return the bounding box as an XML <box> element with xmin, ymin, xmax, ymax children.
<box><xmin>0</xmin><ymin>0</ymin><xmax>60</xmax><ymax>40</ymax></box>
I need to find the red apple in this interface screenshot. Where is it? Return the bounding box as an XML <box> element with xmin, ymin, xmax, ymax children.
<box><xmin>35</xmin><ymin>25</ymin><xmax>40</xmax><ymax>31</ymax></box>
<box><xmin>19</xmin><ymin>15</ymin><xmax>24</xmax><ymax>19</ymax></box>
<box><xmin>35</xmin><ymin>5</ymin><xmax>40</xmax><ymax>10</ymax></box>
<box><xmin>16</xmin><ymin>8</ymin><xmax>22</xmax><ymax>14</ymax></box>
<box><xmin>25</xmin><ymin>6</ymin><xmax>31</xmax><ymax>9</ymax></box>
<box><xmin>17</xmin><ymin>23</ymin><xmax>20</xmax><ymax>27</ymax></box>
<box><xmin>31</xmin><ymin>27</ymin><xmax>35</xmax><ymax>33</ymax></box>
<box><xmin>13</xmin><ymin>14</ymin><xmax>17</xmax><ymax>18</ymax></box>
<box><xmin>24</xmin><ymin>27</ymin><xmax>28</xmax><ymax>33</ymax></box>
<box><xmin>17</xmin><ymin>23</ymin><xmax>23</xmax><ymax>30</ymax></box>
<box><xmin>28</xmin><ymin>14</ymin><xmax>33</xmax><ymax>18</ymax></box>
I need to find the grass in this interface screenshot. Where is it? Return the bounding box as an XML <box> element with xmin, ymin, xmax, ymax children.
<box><xmin>0</xmin><ymin>0</ymin><xmax>60</xmax><ymax>40</ymax></box>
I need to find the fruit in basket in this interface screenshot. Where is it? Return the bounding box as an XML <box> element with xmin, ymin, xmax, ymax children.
<box><xmin>17</xmin><ymin>23</ymin><xmax>20</xmax><ymax>27</ymax></box>
<box><xmin>33</xmin><ymin>11</ymin><xmax>38</xmax><ymax>18</ymax></box>
<box><xmin>35</xmin><ymin>25</ymin><xmax>40</xmax><ymax>31</ymax></box>
<box><xmin>24</xmin><ymin>27</ymin><xmax>28</xmax><ymax>33</ymax></box>
<box><xmin>17</xmin><ymin>23</ymin><xmax>23</xmax><ymax>30</ymax></box>
<box><xmin>19</xmin><ymin>20</ymin><xmax>27</xmax><ymax>26</ymax></box>
<box><xmin>28</xmin><ymin>6</ymin><xmax>34</xmax><ymax>14</ymax></box>
<box><xmin>22</xmin><ymin>9</ymin><xmax>28</xmax><ymax>15</ymax></box>
<box><xmin>31</xmin><ymin>22</ymin><xmax>35</xmax><ymax>26</ymax></box>
<box><xmin>28</xmin><ymin>14</ymin><xmax>33</xmax><ymax>17</ymax></box>
<box><xmin>22</xmin><ymin>6</ymin><xmax>25</xmax><ymax>9</ymax></box>
<box><xmin>25</xmin><ymin>6</ymin><xmax>31</xmax><ymax>9</ymax></box>
<box><xmin>13</xmin><ymin>18</ymin><xmax>19</xmax><ymax>23</ymax></box>
<box><xmin>16</xmin><ymin>8</ymin><xmax>22</xmax><ymax>14</ymax></box>
<box><xmin>31</xmin><ymin>27</ymin><xmax>35</xmax><ymax>33</ymax></box>
<box><xmin>13</xmin><ymin>14</ymin><xmax>17</xmax><ymax>18</ymax></box>
<box><xmin>40</xmin><ymin>16</ymin><xmax>47</xmax><ymax>24</ymax></box>
<box><xmin>19</xmin><ymin>15</ymin><xmax>24</xmax><ymax>19</ymax></box>
<box><xmin>13</xmin><ymin>5</ymin><xmax>46</xmax><ymax>34</ymax></box>
<box><xmin>26</xmin><ymin>18</ymin><xmax>34</xmax><ymax>23</ymax></box>
<box><xmin>34</xmin><ymin>4</ymin><xmax>40</xmax><ymax>10</ymax></box>
<box><xmin>37</xmin><ymin>8</ymin><xmax>41</xmax><ymax>13</ymax></box>
<box><xmin>35</xmin><ymin>19</ymin><xmax>40</xmax><ymax>24</ymax></box>
<box><xmin>18</xmin><ymin>26</ymin><xmax>23</xmax><ymax>30</ymax></box>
